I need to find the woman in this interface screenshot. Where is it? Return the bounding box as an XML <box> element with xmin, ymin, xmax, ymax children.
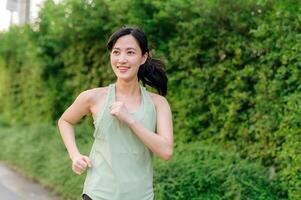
<box><xmin>57</xmin><ymin>26</ymin><xmax>173</xmax><ymax>200</ymax></box>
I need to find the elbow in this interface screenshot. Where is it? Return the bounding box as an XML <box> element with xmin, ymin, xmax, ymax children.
<box><xmin>57</xmin><ymin>117</ymin><xmax>64</xmax><ymax>127</ymax></box>
<box><xmin>57</xmin><ymin>118</ymin><xmax>62</xmax><ymax>125</ymax></box>
<box><xmin>161</xmin><ymin>148</ymin><xmax>173</xmax><ymax>161</ymax></box>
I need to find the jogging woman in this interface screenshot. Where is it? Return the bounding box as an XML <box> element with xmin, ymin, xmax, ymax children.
<box><xmin>58</xmin><ymin>26</ymin><xmax>173</xmax><ymax>200</ymax></box>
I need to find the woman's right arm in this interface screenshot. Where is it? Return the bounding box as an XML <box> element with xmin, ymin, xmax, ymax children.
<box><xmin>57</xmin><ymin>90</ymin><xmax>92</xmax><ymax>174</ymax></box>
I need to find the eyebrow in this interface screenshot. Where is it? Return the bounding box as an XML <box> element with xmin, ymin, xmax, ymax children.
<box><xmin>112</xmin><ymin>47</ymin><xmax>137</xmax><ymax>51</ymax></box>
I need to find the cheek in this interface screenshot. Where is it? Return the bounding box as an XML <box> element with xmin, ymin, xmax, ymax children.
<box><xmin>131</xmin><ymin>56</ymin><xmax>144</xmax><ymax>66</ymax></box>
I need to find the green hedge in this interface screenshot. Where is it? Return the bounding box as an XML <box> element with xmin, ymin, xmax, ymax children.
<box><xmin>0</xmin><ymin>123</ymin><xmax>284</xmax><ymax>200</ymax></box>
<box><xmin>154</xmin><ymin>142</ymin><xmax>285</xmax><ymax>200</ymax></box>
<box><xmin>1</xmin><ymin>0</ymin><xmax>301</xmax><ymax>198</ymax></box>
<box><xmin>0</xmin><ymin>123</ymin><xmax>92</xmax><ymax>200</ymax></box>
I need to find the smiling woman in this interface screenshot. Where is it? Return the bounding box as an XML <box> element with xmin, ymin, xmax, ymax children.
<box><xmin>57</xmin><ymin>26</ymin><xmax>173</xmax><ymax>200</ymax></box>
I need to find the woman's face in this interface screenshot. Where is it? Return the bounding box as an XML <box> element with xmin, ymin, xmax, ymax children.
<box><xmin>110</xmin><ymin>35</ymin><xmax>147</xmax><ymax>81</ymax></box>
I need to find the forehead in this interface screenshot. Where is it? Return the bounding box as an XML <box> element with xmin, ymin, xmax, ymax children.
<box><xmin>113</xmin><ymin>35</ymin><xmax>141</xmax><ymax>50</ymax></box>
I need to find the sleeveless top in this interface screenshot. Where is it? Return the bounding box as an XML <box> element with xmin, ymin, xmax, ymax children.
<box><xmin>82</xmin><ymin>83</ymin><xmax>157</xmax><ymax>200</ymax></box>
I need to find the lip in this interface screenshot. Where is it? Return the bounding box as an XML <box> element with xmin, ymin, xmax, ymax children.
<box><xmin>117</xmin><ymin>66</ymin><xmax>130</xmax><ymax>73</ymax></box>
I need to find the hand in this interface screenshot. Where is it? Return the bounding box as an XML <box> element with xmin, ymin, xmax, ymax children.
<box><xmin>71</xmin><ymin>154</ymin><xmax>92</xmax><ymax>175</ymax></box>
<box><xmin>109</xmin><ymin>101</ymin><xmax>134</xmax><ymax>124</ymax></box>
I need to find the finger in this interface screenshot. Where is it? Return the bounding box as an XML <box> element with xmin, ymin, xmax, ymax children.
<box><xmin>75</xmin><ymin>159</ymin><xmax>87</xmax><ymax>169</ymax></box>
<box><xmin>72</xmin><ymin>166</ymin><xmax>82</xmax><ymax>175</ymax></box>
<box><xmin>110</xmin><ymin>106</ymin><xmax>120</xmax><ymax>115</ymax></box>
<box><xmin>83</xmin><ymin>156</ymin><xmax>92</xmax><ymax>168</ymax></box>
<box><xmin>75</xmin><ymin>170</ymin><xmax>82</xmax><ymax>175</ymax></box>
<box><xmin>110</xmin><ymin>107</ymin><xmax>117</xmax><ymax>114</ymax></box>
<box><xmin>77</xmin><ymin>158</ymin><xmax>87</xmax><ymax>166</ymax></box>
<box><xmin>75</xmin><ymin>163</ymin><xmax>85</xmax><ymax>171</ymax></box>
<box><xmin>110</xmin><ymin>102</ymin><xmax>118</xmax><ymax>107</ymax></box>
<box><xmin>73</xmin><ymin>163</ymin><xmax>84</xmax><ymax>174</ymax></box>
<box><xmin>74</xmin><ymin>163</ymin><xmax>87</xmax><ymax>172</ymax></box>
<box><xmin>109</xmin><ymin>103</ymin><xmax>118</xmax><ymax>111</ymax></box>
<box><xmin>76</xmin><ymin>165</ymin><xmax>86</xmax><ymax>173</ymax></box>
<box><xmin>74</xmin><ymin>166</ymin><xmax>83</xmax><ymax>174</ymax></box>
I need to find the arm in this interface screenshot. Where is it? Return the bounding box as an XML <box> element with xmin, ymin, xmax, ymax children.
<box><xmin>57</xmin><ymin>90</ymin><xmax>92</xmax><ymax>174</ymax></box>
<box><xmin>110</xmin><ymin>95</ymin><xmax>173</xmax><ymax>160</ymax></box>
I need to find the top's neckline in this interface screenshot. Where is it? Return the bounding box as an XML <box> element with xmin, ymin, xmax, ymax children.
<box><xmin>112</xmin><ymin>83</ymin><xmax>144</xmax><ymax>115</ymax></box>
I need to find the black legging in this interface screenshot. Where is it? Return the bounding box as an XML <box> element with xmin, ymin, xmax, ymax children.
<box><xmin>82</xmin><ymin>194</ymin><xmax>93</xmax><ymax>200</ymax></box>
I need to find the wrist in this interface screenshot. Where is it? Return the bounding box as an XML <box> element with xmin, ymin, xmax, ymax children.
<box><xmin>127</xmin><ymin>116</ymin><xmax>136</xmax><ymax>127</ymax></box>
<box><xmin>69</xmin><ymin>151</ymin><xmax>80</xmax><ymax>161</ymax></box>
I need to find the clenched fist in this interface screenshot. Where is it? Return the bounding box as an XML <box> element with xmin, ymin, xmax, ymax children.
<box><xmin>109</xmin><ymin>101</ymin><xmax>134</xmax><ymax>124</ymax></box>
<box><xmin>71</xmin><ymin>154</ymin><xmax>92</xmax><ymax>175</ymax></box>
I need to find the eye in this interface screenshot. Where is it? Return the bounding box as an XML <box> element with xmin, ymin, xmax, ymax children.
<box><xmin>127</xmin><ymin>51</ymin><xmax>135</xmax><ymax>55</ymax></box>
<box><xmin>112</xmin><ymin>50</ymin><xmax>120</xmax><ymax>55</ymax></box>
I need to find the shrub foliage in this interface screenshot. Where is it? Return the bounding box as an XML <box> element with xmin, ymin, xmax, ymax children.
<box><xmin>0</xmin><ymin>0</ymin><xmax>300</xmax><ymax>198</ymax></box>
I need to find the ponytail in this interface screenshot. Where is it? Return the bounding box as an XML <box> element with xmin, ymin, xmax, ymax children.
<box><xmin>138</xmin><ymin>57</ymin><xmax>168</xmax><ymax>96</ymax></box>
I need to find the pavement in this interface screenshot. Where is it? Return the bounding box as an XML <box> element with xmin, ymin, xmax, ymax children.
<box><xmin>0</xmin><ymin>162</ymin><xmax>61</xmax><ymax>200</ymax></box>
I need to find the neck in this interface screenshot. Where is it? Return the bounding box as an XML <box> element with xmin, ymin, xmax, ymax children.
<box><xmin>115</xmin><ymin>78</ymin><xmax>140</xmax><ymax>97</ymax></box>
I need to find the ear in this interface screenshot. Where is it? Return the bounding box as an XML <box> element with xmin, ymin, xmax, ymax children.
<box><xmin>140</xmin><ymin>52</ymin><xmax>148</xmax><ymax>65</ymax></box>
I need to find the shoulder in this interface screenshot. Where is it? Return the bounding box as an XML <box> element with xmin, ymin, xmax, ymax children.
<box><xmin>148</xmin><ymin>92</ymin><xmax>171</xmax><ymax>110</ymax></box>
<box><xmin>77</xmin><ymin>86</ymin><xmax>109</xmax><ymax>106</ymax></box>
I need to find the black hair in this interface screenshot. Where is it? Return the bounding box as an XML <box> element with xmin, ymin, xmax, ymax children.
<box><xmin>107</xmin><ymin>26</ymin><xmax>168</xmax><ymax>96</ymax></box>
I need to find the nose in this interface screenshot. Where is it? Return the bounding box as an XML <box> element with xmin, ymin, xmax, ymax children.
<box><xmin>118</xmin><ymin>53</ymin><xmax>127</xmax><ymax>63</ymax></box>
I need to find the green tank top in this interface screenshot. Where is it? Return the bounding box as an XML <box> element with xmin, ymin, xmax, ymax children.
<box><xmin>82</xmin><ymin>83</ymin><xmax>157</xmax><ymax>200</ymax></box>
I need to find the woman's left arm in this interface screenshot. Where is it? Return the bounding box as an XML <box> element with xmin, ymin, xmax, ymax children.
<box><xmin>110</xmin><ymin>95</ymin><xmax>173</xmax><ymax>160</ymax></box>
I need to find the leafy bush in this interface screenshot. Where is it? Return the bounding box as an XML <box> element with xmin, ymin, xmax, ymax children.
<box><xmin>0</xmin><ymin>123</ymin><xmax>284</xmax><ymax>200</ymax></box>
<box><xmin>154</xmin><ymin>142</ymin><xmax>284</xmax><ymax>200</ymax></box>
<box><xmin>1</xmin><ymin>0</ymin><xmax>301</xmax><ymax>198</ymax></box>
<box><xmin>0</xmin><ymin>26</ymin><xmax>53</xmax><ymax>125</ymax></box>
<box><xmin>0</xmin><ymin>122</ymin><xmax>93</xmax><ymax>199</ymax></box>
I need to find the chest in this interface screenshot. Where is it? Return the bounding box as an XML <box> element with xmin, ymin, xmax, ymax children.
<box><xmin>90</xmin><ymin>93</ymin><xmax>143</xmax><ymax>122</ymax></box>
<box><xmin>115</xmin><ymin>95</ymin><xmax>142</xmax><ymax>113</ymax></box>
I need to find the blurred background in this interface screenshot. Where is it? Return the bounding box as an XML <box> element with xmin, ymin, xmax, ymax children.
<box><xmin>1</xmin><ymin>0</ymin><xmax>61</xmax><ymax>31</ymax></box>
<box><xmin>0</xmin><ymin>0</ymin><xmax>300</xmax><ymax>199</ymax></box>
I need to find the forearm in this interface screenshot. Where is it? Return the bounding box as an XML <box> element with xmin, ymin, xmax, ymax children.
<box><xmin>127</xmin><ymin>118</ymin><xmax>173</xmax><ymax>160</ymax></box>
<box><xmin>57</xmin><ymin>119</ymin><xmax>80</xmax><ymax>160</ymax></box>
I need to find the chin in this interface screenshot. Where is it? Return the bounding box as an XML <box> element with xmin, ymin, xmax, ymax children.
<box><xmin>116</xmin><ymin>74</ymin><xmax>138</xmax><ymax>82</ymax></box>
<box><xmin>116</xmin><ymin>75</ymin><xmax>132</xmax><ymax>81</ymax></box>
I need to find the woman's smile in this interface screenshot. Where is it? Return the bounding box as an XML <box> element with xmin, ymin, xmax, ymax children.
<box><xmin>117</xmin><ymin>66</ymin><xmax>130</xmax><ymax>73</ymax></box>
